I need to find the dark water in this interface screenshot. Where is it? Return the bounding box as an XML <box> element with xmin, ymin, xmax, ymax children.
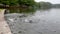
<box><xmin>5</xmin><ymin>8</ymin><xmax>60</xmax><ymax>34</ymax></box>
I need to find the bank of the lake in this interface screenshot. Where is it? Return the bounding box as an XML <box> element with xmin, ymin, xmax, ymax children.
<box><xmin>4</xmin><ymin>8</ymin><xmax>60</xmax><ymax>34</ymax></box>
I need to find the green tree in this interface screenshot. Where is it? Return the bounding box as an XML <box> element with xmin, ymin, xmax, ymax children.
<box><xmin>0</xmin><ymin>0</ymin><xmax>19</xmax><ymax>6</ymax></box>
<box><xmin>19</xmin><ymin>0</ymin><xmax>35</xmax><ymax>6</ymax></box>
<box><xmin>9</xmin><ymin>0</ymin><xmax>18</xmax><ymax>6</ymax></box>
<box><xmin>38</xmin><ymin>2</ymin><xmax>52</xmax><ymax>9</ymax></box>
<box><xmin>0</xmin><ymin>0</ymin><xmax>9</xmax><ymax>5</ymax></box>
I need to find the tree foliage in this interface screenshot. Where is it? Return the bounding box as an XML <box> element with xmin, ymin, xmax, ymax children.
<box><xmin>0</xmin><ymin>0</ymin><xmax>52</xmax><ymax>9</ymax></box>
<box><xmin>0</xmin><ymin>0</ymin><xmax>35</xmax><ymax>6</ymax></box>
<box><xmin>38</xmin><ymin>2</ymin><xmax>52</xmax><ymax>9</ymax></box>
<box><xmin>0</xmin><ymin>0</ymin><xmax>9</xmax><ymax>5</ymax></box>
<box><xmin>19</xmin><ymin>0</ymin><xmax>35</xmax><ymax>6</ymax></box>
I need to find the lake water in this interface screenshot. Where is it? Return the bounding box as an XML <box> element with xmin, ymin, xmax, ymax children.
<box><xmin>5</xmin><ymin>8</ymin><xmax>60</xmax><ymax>34</ymax></box>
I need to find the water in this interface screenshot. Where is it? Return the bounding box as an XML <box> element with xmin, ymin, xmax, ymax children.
<box><xmin>5</xmin><ymin>8</ymin><xmax>60</xmax><ymax>34</ymax></box>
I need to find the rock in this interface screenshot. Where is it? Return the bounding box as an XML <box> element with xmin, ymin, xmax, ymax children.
<box><xmin>54</xmin><ymin>31</ymin><xmax>56</xmax><ymax>32</ymax></box>
<box><xmin>18</xmin><ymin>31</ymin><xmax>22</xmax><ymax>33</ymax></box>
<box><xmin>29</xmin><ymin>20</ymin><xmax>33</xmax><ymax>23</ymax></box>
<box><xmin>25</xmin><ymin>19</ymin><xmax>33</xmax><ymax>23</ymax></box>
<box><xmin>8</xmin><ymin>18</ymin><xmax>14</xmax><ymax>22</ymax></box>
<box><xmin>4</xmin><ymin>9</ymin><xmax>10</xmax><ymax>14</ymax></box>
<box><xmin>19</xmin><ymin>14</ymin><xmax>27</xmax><ymax>18</ymax></box>
<box><xmin>38</xmin><ymin>32</ymin><xmax>42</xmax><ymax>34</ymax></box>
<box><xmin>13</xmin><ymin>33</ymin><xmax>17</xmax><ymax>34</ymax></box>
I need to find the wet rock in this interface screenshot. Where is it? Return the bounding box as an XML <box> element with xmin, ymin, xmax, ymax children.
<box><xmin>4</xmin><ymin>9</ymin><xmax>10</xmax><ymax>14</ymax></box>
<box><xmin>13</xmin><ymin>33</ymin><xmax>17</xmax><ymax>34</ymax></box>
<box><xmin>53</xmin><ymin>31</ymin><xmax>56</xmax><ymax>32</ymax></box>
<box><xmin>11</xmin><ymin>31</ymin><xmax>13</xmax><ymax>33</ymax></box>
<box><xmin>7</xmin><ymin>22</ymin><xmax>9</xmax><ymax>24</ymax></box>
<box><xmin>8</xmin><ymin>18</ymin><xmax>14</xmax><ymax>22</ymax></box>
<box><xmin>9</xmin><ymin>24</ymin><xmax>13</xmax><ymax>27</ymax></box>
<box><xmin>18</xmin><ymin>31</ymin><xmax>22</xmax><ymax>33</ymax></box>
<box><xmin>38</xmin><ymin>32</ymin><xmax>42</xmax><ymax>34</ymax></box>
<box><xmin>14</xmin><ymin>18</ymin><xmax>17</xmax><ymax>21</ymax></box>
<box><xmin>19</xmin><ymin>14</ymin><xmax>27</xmax><ymax>18</ymax></box>
<box><xmin>25</xmin><ymin>19</ymin><xmax>33</xmax><ymax>23</ymax></box>
<box><xmin>29</xmin><ymin>20</ymin><xmax>33</xmax><ymax>23</ymax></box>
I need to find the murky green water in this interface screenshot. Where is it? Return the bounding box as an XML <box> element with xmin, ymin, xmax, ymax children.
<box><xmin>5</xmin><ymin>8</ymin><xmax>60</xmax><ymax>34</ymax></box>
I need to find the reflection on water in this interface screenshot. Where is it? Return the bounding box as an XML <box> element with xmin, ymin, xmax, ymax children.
<box><xmin>9</xmin><ymin>8</ymin><xmax>36</xmax><ymax>14</ymax></box>
<box><xmin>5</xmin><ymin>8</ymin><xmax>60</xmax><ymax>34</ymax></box>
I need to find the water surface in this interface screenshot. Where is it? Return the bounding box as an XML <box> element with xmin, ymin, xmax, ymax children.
<box><xmin>5</xmin><ymin>8</ymin><xmax>60</xmax><ymax>34</ymax></box>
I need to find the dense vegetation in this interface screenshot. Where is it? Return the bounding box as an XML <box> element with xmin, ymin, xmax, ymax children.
<box><xmin>0</xmin><ymin>0</ymin><xmax>52</xmax><ymax>13</ymax></box>
<box><xmin>38</xmin><ymin>2</ymin><xmax>52</xmax><ymax>9</ymax></box>
<box><xmin>0</xmin><ymin>0</ymin><xmax>35</xmax><ymax>7</ymax></box>
<box><xmin>19</xmin><ymin>0</ymin><xmax>35</xmax><ymax>6</ymax></box>
<box><xmin>0</xmin><ymin>0</ymin><xmax>52</xmax><ymax>8</ymax></box>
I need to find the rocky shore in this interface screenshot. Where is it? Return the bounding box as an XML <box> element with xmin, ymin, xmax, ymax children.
<box><xmin>4</xmin><ymin>13</ymin><xmax>40</xmax><ymax>34</ymax></box>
